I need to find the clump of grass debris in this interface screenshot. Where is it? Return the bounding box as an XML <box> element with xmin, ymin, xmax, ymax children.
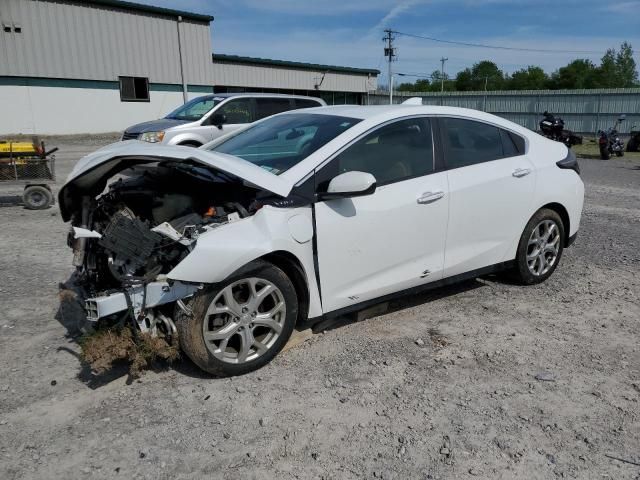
<box><xmin>80</xmin><ymin>327</ymin><xmax>179</xmax><ymax>377</ymax></box>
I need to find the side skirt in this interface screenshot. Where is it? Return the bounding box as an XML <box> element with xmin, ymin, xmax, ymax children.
<box><xmin>297</xmin><ymin>260</ymin><xmax>515</xmax><ymax>330</ymax></box>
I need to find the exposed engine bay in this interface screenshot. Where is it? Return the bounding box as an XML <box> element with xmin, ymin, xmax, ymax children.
<box><xmin>66</xmin><ymin>159</ymin><xmax>272</xmax><ymax>336</ymax></box>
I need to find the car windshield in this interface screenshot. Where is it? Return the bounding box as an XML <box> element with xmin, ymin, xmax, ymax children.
<box><xmin>165</xmin><ymin>96</ymin><xmax>225</xmax><ymax>121</ymax></box>
<box><xmin>208</xmin><ymin>113</ymin><xmax>361</xmax><ymax>175</ymax></box>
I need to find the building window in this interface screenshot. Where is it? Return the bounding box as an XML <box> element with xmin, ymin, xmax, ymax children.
<box><xmin>119</xmin><ymin>76</ymin><xmax>149</xmax><ymax>102</ymax></box>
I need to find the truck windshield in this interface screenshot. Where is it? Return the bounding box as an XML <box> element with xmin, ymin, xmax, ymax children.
<box><xmin>165</xmin><ymin>96</ymin><xmax>224</xmax><ymax>121</ymax></box>
<box><xmin>208</xmin><ymin>113</ymin><xmax>361</xmax><ymax>175</ymax></box>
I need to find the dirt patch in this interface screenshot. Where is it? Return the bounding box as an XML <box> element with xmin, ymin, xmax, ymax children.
<box><xmin>428</xmin><ymin>327</ymin><xmax>450</xmax><ymax>349</ymax></box>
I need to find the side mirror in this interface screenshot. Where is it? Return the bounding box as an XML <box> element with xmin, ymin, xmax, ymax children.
<box><xmin>209</xmin><ymin>113</ymin><xmax>227</xmax><ymax>129</ymax></box>
<box><xmin>618</xmin><ymin>114</ymin><xmax>626</xmax><ymax>122</ymax></box>
<box><xmin>317</xmin><ymin>171</ymin><xmax>377</xmax><ymax>201</ymax></box>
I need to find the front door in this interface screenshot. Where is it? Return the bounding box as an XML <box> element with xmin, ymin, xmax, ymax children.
<box><xmin>313</xmin><ymin>117</ymin><xmax>449</xmax><ymax>313</ymax></box>
<box><xmin>206</xmin><ymin>97</ymin><xmax>255</xmax><ymax>142</ymax></box>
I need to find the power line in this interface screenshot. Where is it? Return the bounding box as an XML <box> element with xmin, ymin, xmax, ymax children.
<box><xmin>391</xmin><ymin>30</ymin><xmax>604</xmax><ymax>55</ymax></box>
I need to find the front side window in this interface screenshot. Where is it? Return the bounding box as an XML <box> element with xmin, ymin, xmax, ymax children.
<box><xmin>165</xmin><ymin>96</ymin><xmax>223</xmax><ymax>121</ymax></box>
<box><xmin>324</xmin><ymin>117</ymin><xmax>434</xmax><ymax>187</ymax></box>
<box><xmin>209</xmin><ymin>113</ymin><xmax>361</xmax><ymax>175</ymax></box>
<box><xmin>441</xmin><ymin>118</ymin><xmax>511</xmax><ymax>168</ymax></box>
<box><xmin>216</xmin><ymin>98</ymin><xmax>254</xmax><ymax>124</ymax></box>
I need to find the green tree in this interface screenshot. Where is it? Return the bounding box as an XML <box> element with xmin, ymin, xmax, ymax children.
<box><xmin>396</xmin><ymin>78</ymin><xmax>431</xmax><ymax>92</ymax></box>
<box><xmin>549</xmin><ymin>59</ymin><xmax>599</xmax><ymax>89</ymax></box>
<box><xmin>455</xmin><ymin>61</ymin><xmax>505</xmax><ymax>91</ymax></box>
<box><xmin>428</xmin><ymin>70</ymin><xmax>454</xmax><ymax>91</ymax></box>
<box><xmin>596</xmin><ymin>48</ymin><xmax>619</xmax><ymax>87</ymax></box>
<box><xmin>615</xmin><ymin>41</ymin><xmax>638</xmax><ymax>87</ymax></box>
<box><xmin>507</xmin><ymin>66</ymin><xmax>550</xmax><ymax>90</ymax></box>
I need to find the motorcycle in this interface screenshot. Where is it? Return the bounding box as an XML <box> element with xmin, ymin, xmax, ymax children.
<box><xmin>627</xmin><ymin>124</ymin><xmax>639</xmax><ymax>152</ymax></box>
<box><xmin>597</xmin><ymin>115</ymin><xmax>626</xmax><ymax>160</ymax></box>
<box><xmin>539</xmin><ymin>112</ymin><xmax>582</xmax><ymax>148</ymax></box>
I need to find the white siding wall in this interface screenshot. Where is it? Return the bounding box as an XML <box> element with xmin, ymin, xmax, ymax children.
<box><xmin>0</xmin><ymin>0</ymin><xmax>215</xmax><ymax>85</ymax></box>
<box><xmin>213</xmin><ymin>62</ymin><xmax>378</xmax><ymax>93</ymax></box>
<box><xmin>0</xmin><ymin>85</ymin><xmax>203</xmax><ymax>134</ymax></box>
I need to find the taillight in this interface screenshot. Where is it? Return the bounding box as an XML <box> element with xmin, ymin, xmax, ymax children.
<box><xmin>556</xmin><ymin>149</ymin><xmax>580</xmax><ymax>175</ymax></box>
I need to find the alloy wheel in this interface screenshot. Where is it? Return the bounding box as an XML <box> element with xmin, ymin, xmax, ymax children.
<box><xmin>526</xmin><ymin>219</ymin><xmax>561</xmax><ymax>276</ymax></box>
<box><xmin>202</xmin><ymin>277</ymin><xmax>286</xmax><ymax>364</ymax></box>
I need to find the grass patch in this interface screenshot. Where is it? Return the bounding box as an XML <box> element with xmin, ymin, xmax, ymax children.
<box><xmin>573</xmin><ymin>137</ymin><xmax>640</xmax><ymax>161</ymax></box>
<box><xmin>80</xmin><ymin>327</ymin><xmax>179</xmax><ymax>378</ymax></box>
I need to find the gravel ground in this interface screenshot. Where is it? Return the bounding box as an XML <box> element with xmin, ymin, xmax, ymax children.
<box><xmin>0</xmin><ymin>141</ymin><xmax>638</xmax><ymax>480</ymax></box>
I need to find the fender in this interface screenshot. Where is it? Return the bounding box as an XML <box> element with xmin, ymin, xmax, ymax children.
<box><xmin>167</xmin><ymin>206</ymin><xmax>323</xmax><ymax>318</ymax></box>
<box><xmin>164</xmin><ymin>131</ymin><xmax>210</xmax><ymax>146</ymax></box>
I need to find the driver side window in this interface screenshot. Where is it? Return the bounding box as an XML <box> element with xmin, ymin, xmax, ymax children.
<box><xmin>317</xmin><ymin>117</ymin><xmax>434</xmax><ymax>191</ymax></box>
<box><xmin>216</xmin><ymin>98</ymin><xmax>254</xmax><ymax>124</ymax></box>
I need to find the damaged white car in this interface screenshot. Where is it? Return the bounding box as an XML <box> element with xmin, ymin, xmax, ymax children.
<box><xmin>60</xmin><ymin>106</ymin><xmax>584</xmax><ymax>375</ymax></box>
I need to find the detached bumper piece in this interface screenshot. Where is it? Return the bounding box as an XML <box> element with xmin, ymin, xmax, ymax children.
<box><xmin>85</xmin><ymin>281</ymin><xmax>200</xmax><ymax>322</ymax></box>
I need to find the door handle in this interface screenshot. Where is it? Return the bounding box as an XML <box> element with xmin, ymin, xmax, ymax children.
<box><xmin>512</xmin><ymin>168</ymin><xmax>531</xmax><ymax>178</ymax></box>
<box><xmin>417</xmin><ymin>191</ymin><xmax>445</xmax><ymax>204</ymax></box>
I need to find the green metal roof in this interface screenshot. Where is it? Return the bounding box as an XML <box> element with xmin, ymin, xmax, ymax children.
<box><xmin>84</xmin><ymin>0</ymin><xmax>214</xmax><ymax>22</ymax></box>
<box><xmin>212</xmin><ymin>54</ymin><xmax>380</xmax><ymax>76</ymax></box>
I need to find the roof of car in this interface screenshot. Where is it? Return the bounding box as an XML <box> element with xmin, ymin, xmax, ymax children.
<box><xmin>282</xmin><ymin>104</ymin><xmax>492</xmax><ymax>120</ymax></box>
<box><xmin>209</xmin><ymin>93</ymin><xmax>324</xmax><ymax>100</ymax></box>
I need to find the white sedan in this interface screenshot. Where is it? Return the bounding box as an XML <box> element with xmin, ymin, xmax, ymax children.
<box><xmin>60</xmin><ymin>105</ymin><xmax>584</xmax><ymax>375</ymax></box>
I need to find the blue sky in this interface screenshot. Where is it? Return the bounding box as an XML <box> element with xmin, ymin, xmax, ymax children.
<box><xmin>138</xmin><ymin>0</ymin><xmax>640</xmax><ymax>84</ymax></box>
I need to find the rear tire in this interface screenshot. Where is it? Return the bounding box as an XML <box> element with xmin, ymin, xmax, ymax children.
<box><xmin>599</xmin><ymin>145</ymin><xmax>610</xmax><ymax>160</ymax></box>
<box><xmin>23</xmin><ymin>185</ymin><xmax>53</xmax><ymax>210</ymax></box>
<box><xmin>177</xmin><ymin>260</ymin><xmax>298</xmax><ymax>376</ymax></box>
<box><xmin>511</xmin><ymin>209</ymin><xmax>565</xmax><ymax>285</ymax></box>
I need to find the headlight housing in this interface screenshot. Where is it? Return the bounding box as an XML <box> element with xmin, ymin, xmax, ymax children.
<box><xmin>139</xmin><ymin>131</ymin><xmax>165</xmax><ymax>143</ymax></box>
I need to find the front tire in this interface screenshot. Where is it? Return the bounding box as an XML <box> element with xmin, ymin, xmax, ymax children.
<box><xmin>512</xmin><ymin>209</ymin><xmax>565</xmax><ymax>285</ymax></box>
<box><xmin>615</xmin><ymin>150</ymin><xmax>624</xmax><ymax>157</ymax></box>
<box><xmin>599</xmin><ymin>145</ymin><xmax>610</xmax><ymax>160</ymax></box>
<box><xmin>177</xmin><ymin>260</ymin><xmax>298</xmax><ymax>376</ymax></box>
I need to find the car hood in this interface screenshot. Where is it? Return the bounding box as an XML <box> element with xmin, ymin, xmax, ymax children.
<box><xmin>58</xmin><ymin>141</ymin><xmax>294</xmax><ymax>221</ymax></box>
<box><xmin>124</xmin><ymin>118</ymin><xmax>191</xmax><ymax>134</ymax></box>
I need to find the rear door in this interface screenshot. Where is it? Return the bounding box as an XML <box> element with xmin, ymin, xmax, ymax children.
<box><xmin>438</xmin><ymin>117</ymin><xmax>535</xmax><ymax>277</ymax></box>
<box><xmin>314</xmin><ymin>117</ymin><xmax>449</xmax><ymax>313</ymax></box>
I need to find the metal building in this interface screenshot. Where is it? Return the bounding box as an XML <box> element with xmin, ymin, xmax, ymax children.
<box><xmin>0</xmin><ymin>0</ymin><xmax>379</xmax><ymax>135</ymax></box>
<box><xmin>368</xmin><ymin>88</ymin><xmax>640</xmax><ymax>135</ymax></box>
<box><xmin>0</xmin><ymin>0</ymin><xmax>215</xmax><ymax>134</ymax></box>
<box><xmin>212</xmin><ymin>54</ymin><xmax>379</xmax><ymax>106</ymax></box>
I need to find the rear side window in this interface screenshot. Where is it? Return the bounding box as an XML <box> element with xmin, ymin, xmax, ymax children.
<box><xmin>294</xmin><ymin>98</ymin><xmax>322</xmax><ymax>109</ymax></box>
<box><xmin>500</xmin><ymin>129</ymin><xmax>519</xmax><ymax>157</ymax></box>
<box><xmin>329</xmin><ymin>117</ymin><xmax>434</xmax><ymax>186</ymax></box>
<box><xmin>441</xmin><ymin>118</ymin><xmax>525</xmax><ymax>168</ymax></box>
<box><xmin>255</xmin><ymin>98</ymin><xmax>293</xmax><ymax>120</ymax></box>
<box><xmin>441</xmin><ymin>118</ymin><xmax>503</xmax><ymax>168</ymax></box>
<box><xmin>509</xmin><ymin>131</ymin><xmax>526</xmax><ymax>154</ymax></box>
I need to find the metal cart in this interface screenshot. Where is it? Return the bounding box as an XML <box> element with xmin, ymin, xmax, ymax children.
<box><xmin>0</xmin><ymin>140</ymin><xmax>58</xmax><ymax>209</ymax></box>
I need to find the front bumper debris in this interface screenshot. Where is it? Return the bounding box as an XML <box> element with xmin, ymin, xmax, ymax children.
<box><xmin>85</xmin><ymin>281</ymin><xmax>200</xmax><ymax>321</ymax></box>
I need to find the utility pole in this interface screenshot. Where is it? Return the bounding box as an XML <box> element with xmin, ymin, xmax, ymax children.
<box><xmin>383</xmin><ymin>29</ymin><xmax>396</xmax><ymax>104</ymax></box>
<box><xmin>440</xmin><ymin>57</ymin><xmax>448</xmax><ymax>93</ymax></box>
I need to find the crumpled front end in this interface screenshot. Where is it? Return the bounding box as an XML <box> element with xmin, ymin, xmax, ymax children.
<box><xmin>62</xmin><ymin>149</ymin><xmax>289</xmax><ymax>338</ymax></box>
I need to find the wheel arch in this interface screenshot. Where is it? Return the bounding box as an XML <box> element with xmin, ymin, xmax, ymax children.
<box><xmin>178</xmin><ymin>140</ymin><xmax>202</xmax><ymax>147</ymax></box>
<box><xmin>539</xmin><ymin>202</ymin><xmax>570</xmax><ymax>246</ymax></box>
<box><xmin>259</xmin><ymin>250</ymin><xmax>310</xmax><ymax>326</ymax></box>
